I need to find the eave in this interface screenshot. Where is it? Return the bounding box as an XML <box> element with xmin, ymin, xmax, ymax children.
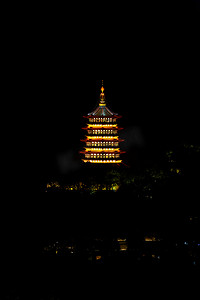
<box><xmin>80</xmin><ymin>138</ymin><xmax>125</xmax><ymax>142</ymax></box>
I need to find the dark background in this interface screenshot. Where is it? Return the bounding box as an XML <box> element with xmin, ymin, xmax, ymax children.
<box><xmin>4</xmin><ymin>1</ymin><xmax>200</xmax><ymax>295</ymax></box>
<box><xmin>36</xmin><ymin>0</ymin><xmax>199</xmax><ymax>179</ymax></box>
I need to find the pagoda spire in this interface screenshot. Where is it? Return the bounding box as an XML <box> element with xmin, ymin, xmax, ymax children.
<box><xmin>99</xmin><ymin>80</ymin><xmax>106</xmax><ymax>106</ymax></box>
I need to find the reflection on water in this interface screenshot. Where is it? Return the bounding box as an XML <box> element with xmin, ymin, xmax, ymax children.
<box><xmin>5</xmin><ymin>229</ymin><xmax>200</xmax><ymax>299</ymax></box>
<box><xmin>41</xmin><ymin>232</ymin><xmax>200</xmax><ymax>268</ymax></box>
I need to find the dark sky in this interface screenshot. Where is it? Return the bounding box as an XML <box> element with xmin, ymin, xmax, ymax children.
<box><xmin>37</xmin><ymin>1</ymin><xmax>199</xmax><ymax>179</ymax></box>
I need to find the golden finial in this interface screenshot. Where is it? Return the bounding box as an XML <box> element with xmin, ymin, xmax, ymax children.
<box><xmin>101</xmin><ymin>80</ymin><xmax>104</xmax><ymax>93</ymax></box>
<box><xmin>99</xmin><ymin>79</ymin><xmax>106</xmax><ymax>106</ymax></box>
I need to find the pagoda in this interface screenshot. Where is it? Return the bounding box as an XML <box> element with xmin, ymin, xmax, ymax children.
<box><xmin>80</xmin><ymin>81</ymin><xmax>125</xmax><ymax>164</ymax></box>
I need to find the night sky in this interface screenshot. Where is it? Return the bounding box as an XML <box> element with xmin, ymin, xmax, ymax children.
<box><xmin>37</xmin><ymin>0</ymin><xmax>199</xmax><ymax>181</ymax></box>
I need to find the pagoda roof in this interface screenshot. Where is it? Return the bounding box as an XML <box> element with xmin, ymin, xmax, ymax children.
<box><xmin>87</xmin><ymin>105</ymin><xmax>119</xmax><ymax>117</ymax></box>
<box><xmin>86</xmin><ymin>81</ymin><xmax>120</xmax><ymax>118</ymax></box>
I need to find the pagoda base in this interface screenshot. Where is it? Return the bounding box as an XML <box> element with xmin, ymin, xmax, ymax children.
<box><xmin>82</xmin><ymin>159</ymin><xmax>122</xmax><ymax>164</ymax></box>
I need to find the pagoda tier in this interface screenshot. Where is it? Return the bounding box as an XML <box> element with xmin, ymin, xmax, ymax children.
<box><xmin>80</xmin><ymin>81</ymin><xmax>125</xmax><ymax>164</ymax></box>
<box><xmin>82</xmin><ymin>125</ymin><xmax>124</xmax><ymax>130</ymax></box>
<box><xmin>82</xmin><ymin>129</ymin><xmax>123</xmax><ymax>136</ymax></box>
<box><xmin>82</xmin><ymin>160</ymin><xmax>122</xmax><ymax>164</ymax></box>
<box><xmin>80</xmin><ymin>138</ymin><xmax>124</xmax><ymax>142</ymax></box>
<box><xmin>80</xmin><ymin>149</ymin><xmax>124</xmax><ymax>153</ymax></box>
<box><xmin>80</xmin><ymin>138</ymin><xmax>124</xmax><ymax>149</ymax></box>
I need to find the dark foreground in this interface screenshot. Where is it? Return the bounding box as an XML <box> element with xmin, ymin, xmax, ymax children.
<box><xmin>3</xmin><ymin>190</ymin><xmax>200</xmax><ymax>299</ymax></box>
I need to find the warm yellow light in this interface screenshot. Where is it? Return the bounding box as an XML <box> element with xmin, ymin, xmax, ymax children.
<box><xmin>86</xmin><ymin>136</ymin><xmax>119</xmax><ymax>140</ymax></box>
<box><xmin>117</xmin><ymin>238</ymin><xmax>127</xmax><ymax>242</ymax></box>
<box><xmin>120</xmin><ymin>245</ymin><xmax>128</xmax><ymax>251</ymax></box>
<box><xmin>82</xmin><ymin>160</ymin><xmax>122</xmax><ymax>164</ymax></box>
<box><xmin>96</xmin><ymin>255</ymin><xmax>102</xmax><ymax>261</ymax></box>
<box><xmin>145</xmin><ymin>236</ymin><xmax>156</xmax><ymax>242</ymax></box>
<box><xmin>85</xmin><ymin>148</ymin><xmax>120</xmax><ymax>152</ymax></box>
<box><xmin>87</xmin><ymin>124</ymin><xmax>117</xmax><ymax>128</ymax></box>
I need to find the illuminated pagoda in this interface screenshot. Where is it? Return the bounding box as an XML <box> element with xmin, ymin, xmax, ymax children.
<box><xmin>80</xmin><ymin>80</ymin><xmax>125</xmax><ymax>164</ymax></box>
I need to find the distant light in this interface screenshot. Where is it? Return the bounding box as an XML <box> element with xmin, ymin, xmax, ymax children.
<box><xmin>117</xmin><ymin>238</ymin><xmax>127</xmax><ymax>242</ymax></box>
<box><xmin>120</xmin><ymin>247</ymin><xmax>128</xmax><ymax>251</ymax></box>
<box><xmin>145</xmin><ymin>236</ymin><xmax>157</xmax><ymax>242</ymax></box>
<box><xmin>96</xmin><ymin>256</ymin><xmax>102</xmax><ymax>261</ymax></box>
